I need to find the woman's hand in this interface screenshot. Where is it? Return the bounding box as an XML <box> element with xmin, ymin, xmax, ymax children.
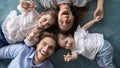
<box><xmin>94</xmin><ymin>7</ymin><xmax>104</xmax><ymax>20</ymax></box>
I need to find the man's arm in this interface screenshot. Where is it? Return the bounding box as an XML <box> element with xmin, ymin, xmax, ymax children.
<box><xmin>0</xmin><ymin>44</ymin><xmax>25</xmax><ymax>59</ymax></box>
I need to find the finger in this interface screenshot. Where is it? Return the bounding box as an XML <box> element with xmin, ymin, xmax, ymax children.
<box><xmin>30</xmin><ymin>1</ymin><xmax>33</xmax><ymax>3</ymax></box>
<box><xmin>21</xmin><ymin>0</ymin><xmax>25</xmax><ymax>2</ymax></box>
<box><xmin>30</xmin><ymin>0</ymin><xmax>33</xmax><ymax>3</ymax></box>
<box><xmin>63</xmin><ymin>55</ymin><xmax>66</xmax><ymax>57</ymax></box>
<box><xmin>67</xmin><ymin>53</ymin><xmax>70</xmax><ymax>55</ymax></box>
<box><xmin>64</xmin><ymin>58</ymin><xmax>67</xmax><ymax>62</ymax></box>
<box><xmin>66</xmin><ymin>58</ymin><xmax>70</xmax><ymax>62</ymax></box>
<box><xmin>67</xmin><ymin>59</ymin><xmax>70</xmax><ymax>62</ymax></box>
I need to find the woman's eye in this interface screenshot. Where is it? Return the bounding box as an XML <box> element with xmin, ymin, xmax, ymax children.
<box><xmin>60</xmin><ymin>22</ymin><xmax>63</xmax><ymax>24</ymax></box>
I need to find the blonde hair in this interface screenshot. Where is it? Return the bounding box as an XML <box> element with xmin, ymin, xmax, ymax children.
<box><xmin>40</xmin><ymin>9</ymin><xmax>57</xmax><ymax>22</ymax></box>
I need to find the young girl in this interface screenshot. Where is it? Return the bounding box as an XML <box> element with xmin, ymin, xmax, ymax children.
<box><xmin>57</xmin><ymin>17</ymin><xmax>116</xmax><ymax>68</ymax></box>
<box><xmin>0</xmin><ymin>0</ymin><xmax>57</xmax><ymax>46</ymax></box>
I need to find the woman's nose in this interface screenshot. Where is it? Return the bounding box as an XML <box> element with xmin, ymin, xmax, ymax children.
<box><xmin>63</xmin><ymin>18</ymin><xmax>67</xmax><ymax>22</ymax></box>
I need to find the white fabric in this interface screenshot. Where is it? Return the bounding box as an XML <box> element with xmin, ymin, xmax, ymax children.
<box><xmin>24</xmin><ymin>37</ymin><xmax>39</xmax><ymax>46</ymax></box>
<box><xmin>38</xmin><ymin>0</ymin><xmax>56</xmax><ymax>9</ymax></box>
<box><xmin>2</xmin><ymin>4</ymin><xmax>40</xmax><ymax>44</ymax></box>
<box><xmin>72</xmin><ymin>25</ymin><xmax>104</xmax><ymax>60</ymax></box>
<box><xmin>38</xmin><ymin>0</ymin><xmax>90</xmax><ymax>9</ymax></box>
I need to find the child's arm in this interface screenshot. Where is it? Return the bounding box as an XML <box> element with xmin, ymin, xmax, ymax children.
<box><xmin>82</xmin><ymin>16</ymin><xmax>100</xmax><ymax>31</ymax></box>
<box><xmin>63</xmin><ymin>52</ymin><xmax>78</xmax><ymax>62</ymax></box>
<box><xmin>20</xmin><ymin>0</ymin><xmax>36</xmax><ymax>12</ymax></box>
<box><xmin>24</xmin><ymin>27</ymin><xmax>40</xmax><ymax>46</ymax></box>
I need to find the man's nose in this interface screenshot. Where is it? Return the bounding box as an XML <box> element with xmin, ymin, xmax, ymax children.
<box><xmin>44</xmin><ymin>45</ymin><xmax>49</xmax><ymax>52</ymax></box>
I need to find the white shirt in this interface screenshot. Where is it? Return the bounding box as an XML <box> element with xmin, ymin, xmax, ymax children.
<box><xmin>38</xmin><ymin>0</ymin><xmax>90</xmax><ymax>9</ymax></box>
<box><xmin>72</xmin><ymin>25</ymin><xmax>104</xmax><ymax>60</ymax></box>
<box><xmin>2</xmin><ymin>4</ymin><xmax>40</xmax><ymax>44</ymax></box>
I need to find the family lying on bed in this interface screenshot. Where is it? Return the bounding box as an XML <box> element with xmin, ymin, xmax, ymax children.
<box><xmin>0</xmin><ymin>0</ymin><xmax>116</xmax><ymax>68</ymax></box>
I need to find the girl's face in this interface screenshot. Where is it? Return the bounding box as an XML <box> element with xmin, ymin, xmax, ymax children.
<box><xmin>37</xmin><ymin>14</ymin><xmax>55</xmax><ymax>29</ymax></box>
<box><xmin>58</xmin><ymin>33</ymin><xmax>75</xmax><ymax>49</ymax></box>
<box><xmin>35</xmin><ymin>37</ymin><xmax>56</xmax><ymax>62</ymax></box>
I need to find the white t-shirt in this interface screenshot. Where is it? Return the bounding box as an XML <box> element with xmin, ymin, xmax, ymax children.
<box><xmin>2</xmin><ymin>4</ymin><xmax>40</xmax><ymax>44</ymax></box>
<box><xmin>38</xmin><ymin>0</ymin><xmax>90</xmax><ymax>9</ymax></box>
<box><xmin>72</xmin><ymin>25</ymin><xmax>104</xmax><ymax>60</ymax></box>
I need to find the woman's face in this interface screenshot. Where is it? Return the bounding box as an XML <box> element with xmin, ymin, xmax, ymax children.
<box><xmin>58</xmin><ymin>6</ymin><xmax>74</xmax><ymax>31</ymax></box>
<box><xmin>37</xmin><ymin>14</ymin><xmax>55</xmax><ymax>29</ymax></box>
<box><xmin>58</xmin><ymin>33</ymin><xmax>75</xmax><ymax>49</ymax></box>
<box><xmin>35</xmin><ymin>37</ymin><xmax>56</xmax><ymax>62</ymax></box>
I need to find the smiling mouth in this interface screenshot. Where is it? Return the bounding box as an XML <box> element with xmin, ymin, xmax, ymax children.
<box><xmin>37</xmin><ymin>23</ymin><xmax>44</xmax><ymax>29</ymax></box>
<box><xmin>40</xmin><ymin>50</ymin><xmax>48</xmax><ymax>57</ymax></box>
<box><xmin>62</xmin><ymin>10</ymin><xmax>69</xmax><ymax>15</ymax></box>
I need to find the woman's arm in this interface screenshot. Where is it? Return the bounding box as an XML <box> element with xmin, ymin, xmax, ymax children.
<box><xmin>94</xmin><ymin>0</ymin><xmax>104</xmax><ymax>20</ymax></box>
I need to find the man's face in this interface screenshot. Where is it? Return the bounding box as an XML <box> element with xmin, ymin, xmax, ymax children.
<box><xmin>58</xmin><ymin>7</ymin><xmax>74</xmax><ymax>31</ymax></box>
<box><xmin>58</xmin><ymin>33</ymin><xmax>75</xmax><ymax>49</ymax></box>
<box><xmin>35</xmin><ymin>37</ymin><xmax>56</xmax><ymax>62</ymax></box>
<box><xmin>37</xmin><ymin>14</ymin><xmax>55</xmax><ymax>30</ymax></box>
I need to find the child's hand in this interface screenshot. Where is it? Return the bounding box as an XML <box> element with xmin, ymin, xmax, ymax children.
<box><xmin>27</xmin><ymin>27</ymin><xmax>39</xmax><ymax>41</ymax></box>
<box><xmin>27</xmin><ymin>30</ymin><xmax>35</xmax><ymax>41</ymax></box>
<box><xmin>63</xmin><ymin>53</ymin><xmax>72</xmax><ymax>62</ymax></box>
<box><xmin>29</xmin><ymin>0</ymin><xmax>36</xmax><ymax>10</ymax></box>
<box><xmin>21</xmin><ymin>1</ymin><xmax>30</xmax><ymax>12</ymax></box>
<box><xmin>93</xmin><ymin>16</ymin><xmax>101</xmax><ymax>23</ymax></box>
<box><xmin>20</xmin><ymin>0</ymin><xmax>36</xmax><ymax>12</ymax></box>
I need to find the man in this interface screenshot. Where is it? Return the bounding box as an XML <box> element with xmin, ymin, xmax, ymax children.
<box><xmin>0</xmin><ymin>32</ymin><xmax>57</xmax><ymax>68</ymax></box>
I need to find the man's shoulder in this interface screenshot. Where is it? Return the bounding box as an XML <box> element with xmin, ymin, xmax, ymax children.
<box><xmin>10</xmin><ymin>43</ymin><xmax>32</xmax><ymax>50</ymax></box>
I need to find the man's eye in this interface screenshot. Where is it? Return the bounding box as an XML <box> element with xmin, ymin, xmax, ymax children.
<box><xmin>46</xmin><ymin>23</ymin><xmax>50</xmax><ymax>27</ymax></box>
<box><xmin>49</xmin><ymin>46</ymin><xmax>54</xmax><ymax>50</ymax></box>
<box><xmin>43</xmin><ymin>42</ymin><xmax>46</xmax><ymax>46</ymax></box>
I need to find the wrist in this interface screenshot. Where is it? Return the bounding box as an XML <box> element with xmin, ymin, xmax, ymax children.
<box><xmin>27</xmin><ymin>36</ymin><xmax>33</xmax><ymax>41</ymax></box>
<box><xmin>97</xmin><ymin>0</ymin><xmax>104</xmax><ymax>9</ymax></box>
